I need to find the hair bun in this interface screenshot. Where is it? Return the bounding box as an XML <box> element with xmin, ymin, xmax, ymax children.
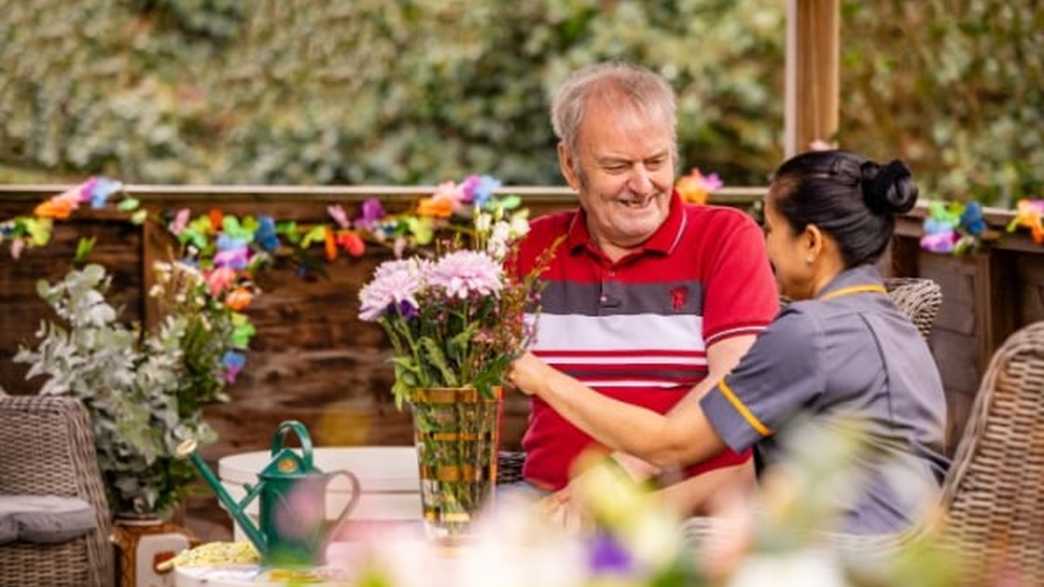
<box><xmin>861</xmin><ymin>159</ymin><xmax>918</xmax><ymax>215</ymax></box>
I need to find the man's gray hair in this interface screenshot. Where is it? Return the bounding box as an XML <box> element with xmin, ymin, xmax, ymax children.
<box><xmin>550</xmin><ymin>62</ymin><xmax>677</xmax><ymax>156</ymax></box>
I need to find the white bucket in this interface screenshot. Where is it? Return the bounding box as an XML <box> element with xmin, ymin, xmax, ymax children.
<box><xmin>216</xmin><ymin>446</ymin><xmax>422</xmax><ymax>541</ymax></box>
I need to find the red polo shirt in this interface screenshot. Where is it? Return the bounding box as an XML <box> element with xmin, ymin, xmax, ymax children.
<box><xmin>514</xmin><ymin>193</ymin><xmax>779</xmax><ymax>490</ymax></box>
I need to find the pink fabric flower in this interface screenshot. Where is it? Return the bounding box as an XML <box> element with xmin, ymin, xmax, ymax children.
<box><xmin>169</xmin><ymin>208</ymin><xmax>190</xmax><ymax>236</ymax></box>
<box><xmin>428</xmin><ymin>251</ymin><xmax>503</xmax><ymax>299</ymax></box>
<box><xmin>328</xmin><ymin>205</ymin><xmax>351</xmax><ymax>229</ymax></box>
<box><xmin>206</xmin><ymin>266</ymin><xmax>237</xmax><ymax>297</ymax></box>
<box><xmin>10</xmin><ymin>238</ymin><xmax>25</xmax><ymax>260</ymax></box>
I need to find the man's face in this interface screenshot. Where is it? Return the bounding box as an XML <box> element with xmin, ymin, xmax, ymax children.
<box><xmin>559</xmin><ymin>97</ymin><xmax>675</xmax><ymax>253</ymax></box>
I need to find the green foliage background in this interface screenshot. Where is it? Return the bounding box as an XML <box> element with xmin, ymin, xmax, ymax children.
<box><xmin>0</xmin><ymin>0</ymin><xmax>1039</xmax><ymax>205</ymax></box>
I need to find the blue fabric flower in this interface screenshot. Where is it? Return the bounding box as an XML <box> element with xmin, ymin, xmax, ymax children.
<box><xmin>222</xmin><ymin>350</ymin><xmax>247</xmax><ymax>384</ymax></box>
<box><xmin>254</xmin><ymin>215</ymin><xmax>280</xmax><ymax>252</ymax></box>
<box><xmin>88</xmin><ymin>177</ymin><xmax>123</xmax><ymax>209</ymax></box>
<box><xmin>472</xmin><ymin>175</ymin><xmax>502</xmax><ymax>209</ymax></box>
<box><xmin>217</xmin><ymin>234</ymin><xmax>248</xmax><ymax>252</ymax></box>
<box><xmin>960</xmin><ymin>201</ymin><xmax>987</xmax><ymax>236</ymax></box>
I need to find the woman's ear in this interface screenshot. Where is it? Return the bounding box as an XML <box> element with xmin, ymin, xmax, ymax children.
<box><xmin>804</xmin><ymin>224</ymin><xmax>825</xmax><ymax>264</ymax></box>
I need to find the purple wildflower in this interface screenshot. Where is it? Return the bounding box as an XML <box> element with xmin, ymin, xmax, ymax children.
<box><xmin>397</xmin><ymin>299</ymin><xmax>419</xmax><ymax>319</ymax></box>
<box><xmin>587</xmin><ymin>533</ymin><xmax>633</xmax><ymax>575</ymax></box>
<box><xmin>428</xmin><ymin>250</ymin><xmax>503</xmax><ymax>299</ymax></box>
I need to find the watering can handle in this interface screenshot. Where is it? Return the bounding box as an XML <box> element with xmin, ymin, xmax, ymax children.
<box><xmin>271</xmin><ymin>420</ymin><xmax>314</xmax><ymax>470</ymax></box>
<box><xmin>325</xmin><ymin>470</ymin><xmax>361</xmax><ymax>541</ymax></box>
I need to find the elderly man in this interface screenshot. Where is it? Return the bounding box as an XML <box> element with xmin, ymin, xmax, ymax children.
<box><xmin>509</xmin><ymin>63</ymin><xmax>779</xmax><ymax>507</ymax></box>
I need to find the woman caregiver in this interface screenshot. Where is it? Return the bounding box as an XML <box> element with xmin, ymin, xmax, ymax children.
<box><xmin>508</xmin><ymin>150</ymin><xmax>950</xmax><ymax>534</ymax></box>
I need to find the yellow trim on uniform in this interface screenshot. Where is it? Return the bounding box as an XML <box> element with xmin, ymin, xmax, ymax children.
<box><xmin>819</xmin><ymin>284</ymin><xmax>887</xmax><ymax>301</ymax></box>
<box><xmin>716</xmin><ymin>380</ymin><xmax>773</xmax><ymax>436</ymax></box>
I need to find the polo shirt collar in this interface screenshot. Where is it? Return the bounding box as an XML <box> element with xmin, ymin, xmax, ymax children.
<box><xmin>817</xmin><ymin>264</ymin><xmax>884</xmax><ymax>298</ymax></box>
<box><xmin>566</xmin><ymin>191</ymin><xmax>686</xmax><ymax>257</ymax></box>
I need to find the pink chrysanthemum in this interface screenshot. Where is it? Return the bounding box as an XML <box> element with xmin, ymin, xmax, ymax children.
<box><xmin>358</xmin><ymin>259</ymin><xmax>426</xmax><ymax>321</ymax></box>
<box><xmin>428</xmin><ymin>251</ymin><xmax>503</xmax><ymax>299</ymax></box>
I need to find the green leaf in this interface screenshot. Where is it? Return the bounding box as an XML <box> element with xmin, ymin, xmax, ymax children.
<box><xmin>447</xmin><ymin>323</ymin><xmax>476</xmax><ymax>363</ymax></box>
<box><xmin>419</xmin><ymin>336</ymin><xmax>457</xmax><ymax>387</ymax></box>
<box><xmin>130</xmin><ymin>210</ymin><xmax>148</xmax><ymax>225</ymax></box>
<box><xmin>117</xmin><ymin>198</ymin><xmax>140</xmax><ymax>212</ymax></box>
<box><xmin>74</xmin><ymin>237</ymin><xmax>96</xmax><ymax>264</ymax></box>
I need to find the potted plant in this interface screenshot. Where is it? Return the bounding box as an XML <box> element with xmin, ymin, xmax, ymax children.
<box><xmin>14</xmin><ymin>262</ymin><xmax>238</xmax><ymax>519</ymax></box>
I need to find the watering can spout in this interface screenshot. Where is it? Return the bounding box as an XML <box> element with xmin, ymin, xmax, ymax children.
<box><xmin>175</xmin><ymin>438</ymin><xmax>268</xmax><ymax>557</ymax></box>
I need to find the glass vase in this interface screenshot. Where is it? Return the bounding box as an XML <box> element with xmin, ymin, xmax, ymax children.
<box><xmin>408</xmin><ymin>386</ymin><xmax>502</xmax><ymax>543</ymax></box>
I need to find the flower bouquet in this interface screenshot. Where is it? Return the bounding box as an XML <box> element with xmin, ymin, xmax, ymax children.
<box><xmin>358</xmin><ymin>177</ymin><xmax>550</xmax><ymax>541</ymax></box>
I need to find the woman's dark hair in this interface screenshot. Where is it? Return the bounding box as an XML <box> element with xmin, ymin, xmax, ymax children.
<box><xmin>771</xmin><ymin>150</ymin><xmax>919</xmax><ymax>268</ymax></box>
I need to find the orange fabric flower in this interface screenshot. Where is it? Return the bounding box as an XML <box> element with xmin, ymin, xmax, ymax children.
<box><xmin>33</xmin><ymin>199</ymin><xmax>75</xmax><ymax>219</ymax></box>
<box><xmin>324</xmin><ymin>226</ymin><xmax>338</xmax><ymax>261</ymax></box>
<box><xmin>675</xmin><ymin>168</ymin><xmax>723</xmax><ymax>206</ymax></box>
<box><xmin>417</xmin><ymin>196</ymin><xmax>454</xmax><ymax>218</ymax></box>
<box><xmin>336</xmin><ymin>230</ymin><xmax>365</xmax><ymax>257</ymax></box>
<box><xmin>225</xmin><ymin>288</ymin><xmax>253</xmax><ymax>311</ymax></box>
<box><xmin>209</xmin><ymin>209</ymin><xmax>224</xmax><ymax>232</ymax></box>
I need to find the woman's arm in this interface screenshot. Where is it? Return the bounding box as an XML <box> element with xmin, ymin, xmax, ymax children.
<box><xmin>509</xmin><ymin>335</ymin><xmax>755</xmax><ymax>468</ymax></box>
<box><xmin>656</xmin><ymin>459</ymin><xmax>756</xmax><ymax>516</ymax></box>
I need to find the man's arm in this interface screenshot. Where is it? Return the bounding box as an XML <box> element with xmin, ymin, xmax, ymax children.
<box><xmin>509</xmin><ymin>335</ymin><xmax>756</xmax><ymax>469</ymax></box>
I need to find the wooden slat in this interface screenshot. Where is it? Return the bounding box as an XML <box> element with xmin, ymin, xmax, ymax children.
<box><xmin>785</xmin><ymin>0</ymin><xmax>840</xmax><ymax>156</ymax></box>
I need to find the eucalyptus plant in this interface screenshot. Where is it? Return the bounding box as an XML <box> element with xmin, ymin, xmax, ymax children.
<box><xmin>14</xmin><ymin>263</ymin><xmax>234</xmax><ymax>516</ymax></box>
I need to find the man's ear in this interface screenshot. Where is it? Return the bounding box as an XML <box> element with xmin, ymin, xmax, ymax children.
<box><xmin>558</xmin><ymin>142</ymin><xmax>581</xmax><ymax>192</ymax></box>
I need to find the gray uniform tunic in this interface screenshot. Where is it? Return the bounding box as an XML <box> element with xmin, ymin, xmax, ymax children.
<box><xmin>701</xmin><ymin>265</ymin><xmax>949</xmax><ymax>534</ymax></box>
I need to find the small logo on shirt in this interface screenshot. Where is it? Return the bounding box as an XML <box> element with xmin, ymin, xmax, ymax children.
<box><xmin>669</xmin><ymin>286</ymin><xmax>689</xmax><ymax>311</ymax></box>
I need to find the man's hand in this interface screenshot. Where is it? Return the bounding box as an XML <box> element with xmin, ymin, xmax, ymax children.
<box><xmin>539</xmin><ymin>484</ymin><xmax>585</xmax><ymax>532</ymax></box>
<box><xmin>508</xmin><ymin>351</ymin><xmax>555</xmax><ymax>396</ymax></box>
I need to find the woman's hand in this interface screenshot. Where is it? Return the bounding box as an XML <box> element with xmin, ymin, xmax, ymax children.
<box><xmin>508</xmin><ymin>352</ymin><xmax>555</xmax><ymax>396</ymax></box>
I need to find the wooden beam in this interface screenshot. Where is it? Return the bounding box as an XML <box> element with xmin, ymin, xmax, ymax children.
<box><xmin>785</xmin><ymin>0</ymin><xmax>840</xmax><ymax>157</ymax></box>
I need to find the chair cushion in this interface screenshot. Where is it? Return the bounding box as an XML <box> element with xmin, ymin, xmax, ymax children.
<box><xmin>0</xmin><ymin>495</ymin><xmax>96</xmax><ymax>544</ymax></box>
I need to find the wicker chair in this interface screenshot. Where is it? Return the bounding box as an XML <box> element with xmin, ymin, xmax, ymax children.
<box><xmin>882</xmin><ymin>277</ymin><xmax>943</xmax><ymax>341</ymax></box>
<box><xmin>935</xmin><ymin>321</ymin><xmax>1044</xmax><ymax>584</ymax></box>
<box><xmin>0</xmin><ymin>394</ymin><xmax>114</xmax><ymax>587</ymax></box>
<box><xmin>496</xmin><ymin>277</ymin><xmax>943</xmax><ymax>485</ymax></box>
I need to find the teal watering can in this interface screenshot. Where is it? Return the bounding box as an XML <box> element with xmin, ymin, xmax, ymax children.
<box><xmin>177</xmin><ymin>421</ymin><xmax>360</xmax><ymax>567</ymax></box>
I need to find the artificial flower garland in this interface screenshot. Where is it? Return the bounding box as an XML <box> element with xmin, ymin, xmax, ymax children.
<box><xmin>1</xmin><ymin>168</ymin><xmax>723</xmax><ymax>383</ymax></box>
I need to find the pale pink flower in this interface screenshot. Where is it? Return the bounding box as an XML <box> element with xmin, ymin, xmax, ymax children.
<box><xmin>11</xmin><ymin>238</ymin><xmax>25</xmax><ymax>260</ymax></box>
<box><xmin>428</xmin><ymin>251</ymin><xmax>503</xmax><ymax>299</ymax></box>
<box><xmin>359</xmin><ymin>259</ymin><xmax>426</xmax><ymax>321</ymax></box>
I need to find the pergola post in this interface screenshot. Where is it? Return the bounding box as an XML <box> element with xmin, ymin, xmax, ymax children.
<box><xmin>785</xmin><ymin>0</ymin><xmax>840</xmax><ymax>157</ymax></box>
